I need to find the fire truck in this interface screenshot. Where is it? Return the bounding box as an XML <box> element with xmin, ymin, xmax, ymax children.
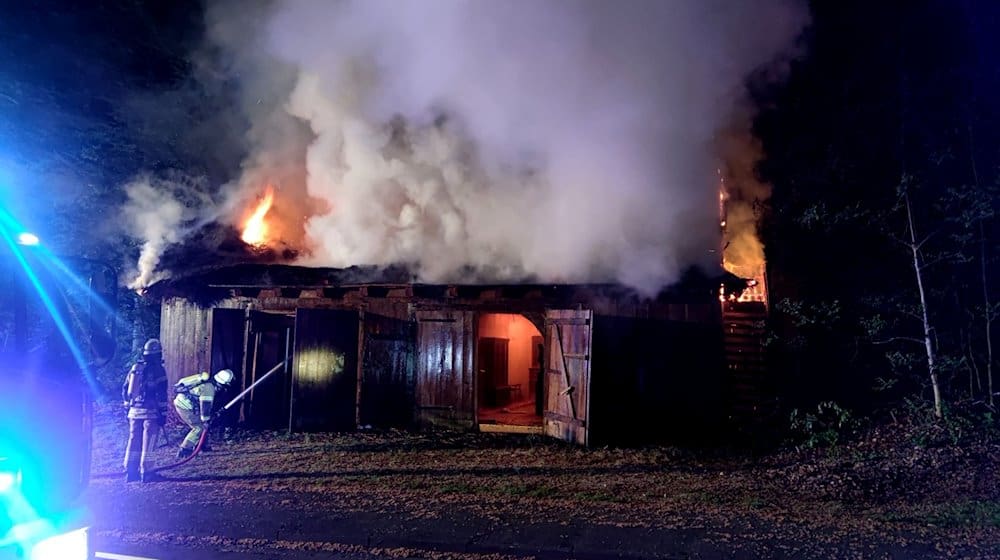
<box><xmin>0</xmin><ymin>214</ymin><xmax>117</xmax><ymax>559</ymax></box>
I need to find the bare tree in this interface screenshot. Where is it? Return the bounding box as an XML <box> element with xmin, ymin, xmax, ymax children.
<box><xmin>902</xmin><ymin>191</ymin><xmax>943</xmax><ymax>418</ymax></box>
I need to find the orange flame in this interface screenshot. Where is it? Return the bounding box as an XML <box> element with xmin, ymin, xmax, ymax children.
<box><xmin>241</xmin><ymin>188</ymin><xmax>274</xmax><ymax>246</ymax></box>
<box><xmin>718</xmin><ymin>178</ymin><xmax>768</xmax><ymax>306</ymax></box>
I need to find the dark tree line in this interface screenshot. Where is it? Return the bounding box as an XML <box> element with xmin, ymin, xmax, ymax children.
<box><xmin>756</xmin><ymin>0</ymin><xmax>1000</xmax><ymax>428</ymax></box>
<box><xmin>0</xmin><ymin>1</ymin><xmax>213</xmax><ymax>395</ymax></box>
<box><xmin>0</xmin><ymin>1</ymin><xmax>228</xmax><ymax>256</ymax></box>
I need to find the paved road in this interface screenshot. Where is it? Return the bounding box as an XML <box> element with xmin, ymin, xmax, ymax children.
<box><xmin>83</xmin><ymin>480</ymin><xmax>952</xmax><ymax>560</ymax></box>
<box><xmin>88</xmin><ymin>499</ymin><xmax>694</xmax><ymax>560</ymax></box>
<box><xmin>82</xmin><ymin>432</ymin><xmax>984</xmax><ymax>560</ymax></box>
<box><xmin>83</xmin><ymin>476</ymin><xmax>744</xmax><ymax>560</ymax></box>
<box><xmin>93</xmin><ymin>545</ymin><xmax>414</xmax><ymax>560</ymax></box>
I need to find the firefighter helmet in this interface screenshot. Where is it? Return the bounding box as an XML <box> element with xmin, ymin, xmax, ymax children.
<box><xmin>142</xmin><ymin>338</ymin><xmax>162</xmax><ymax>356</ymax></box>
<box><xmin>214</xmin><ymin>369</ymin><xmax>235</xmax><ymax>386</ymax></box>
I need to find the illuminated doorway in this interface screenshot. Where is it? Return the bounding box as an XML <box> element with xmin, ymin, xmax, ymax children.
<box><xmin>476</xmin><ymin>313</ymin><xmax>544</xmax><ymax>433</ymax></box>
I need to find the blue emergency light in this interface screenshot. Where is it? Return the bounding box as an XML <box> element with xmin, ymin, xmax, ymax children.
<box><xmin>0</xmin><ymin>472</ymin><xmax>17</xmax><ymax>495</ymax></box>
<box><xmin>15</xmin><ymin>233</ymin><xmax>39</xmax><ymax>247</ymax></box>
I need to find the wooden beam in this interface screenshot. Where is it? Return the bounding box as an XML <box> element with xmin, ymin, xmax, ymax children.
<box><xmin>543</xmin><ymin>411</ymin><xmax>586</xmax><ymax>428</ymax></box>
<box><xmin>478</xmin><ymin>423</ymin><xmax>544</xmax><ymax>435</ymax></box>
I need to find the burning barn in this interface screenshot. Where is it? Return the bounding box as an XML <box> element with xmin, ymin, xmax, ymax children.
<box><xmin>131</xmin><ymin>114</ymin><xmax>774</xmax><ymax>448</ymax></box>
<box><xmin>145</xmin><ymin>260</ymin><xmax>760</xmax><ymax>447</ymax></box>
<box><xmin>116</xmin><ymin>0</ymin><xmax>795</xmax><ymax>448</ymax></box>
<box><xmin>134</xmin><ymin>153</ymin><xmax>773</xmax><ymax>448</ymax></box>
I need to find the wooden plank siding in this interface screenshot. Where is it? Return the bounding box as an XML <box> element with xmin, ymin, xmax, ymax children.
<box><xmin>160</xmin><ymin>297</ymin><xmax>216</xmax><ymax>388</ymax></box>
<box><xmin>722</xmin><ymin>301</ymin><xmax>772</xmax><ymax>430</ymax></box>
<box><xmin>415</xmin><ymin>310</ymin><xmax>475</xmax><ymax>429</ymax></box>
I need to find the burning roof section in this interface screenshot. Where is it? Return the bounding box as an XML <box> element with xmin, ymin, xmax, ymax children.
<box><xmin>121</xmin><ymin>2</ymin><xmax>807</xmax><ymax>299</ymax></box>
<box><xmin>141</xmin><ymin>176</ymin><xmax>757</xmax><ymax>306</ymax></box>
<box><xmin>718</xmin><ymin>171</ymin><xmax>769</xmax><ymax>307</ymax></box>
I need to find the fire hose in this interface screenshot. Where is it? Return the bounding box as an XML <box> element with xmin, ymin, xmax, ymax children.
<box><xmin>153</xmin><ymin>359</ymin><xmax>289</xmax><ymax>473</ymax></box>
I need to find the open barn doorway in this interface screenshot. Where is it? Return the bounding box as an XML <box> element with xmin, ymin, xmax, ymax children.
<box><xmin>208</xmin><ymin>308</ymin><xmax>294</xmax><ymax>429</ymax></box>
<box><xmin>243</xmin><ymin>310</ymin><xmax>295</xmax><ymax>428</ymax></box>
<box><xmin>476</xmin><ymin>313</ymin><xmax>544</xmax><ymax>433</ymax></box>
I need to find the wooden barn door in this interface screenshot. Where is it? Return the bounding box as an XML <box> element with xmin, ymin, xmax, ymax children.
<box><xmin>360</xmin><ymin>313</ymin><xmax>416</xmax><ymax>428</ymax></box>
<box><xmin>543</xmin><ymin>309</ymin><xmax>593</xmax><ymax>446</ymax></box>
<box><xmin>415</xmin><ymin>310</ymin><xmax>475</xmax><ymax>428</ymax></box>
<box><xmin>477</xmin><ymin>337</ymin><xmax>509</xmax><ymax>407</ymax></box>
<box><xmin>290</xmin><ymin>308</ymin><xmax>359</xmax><ymax>432</ymax></box>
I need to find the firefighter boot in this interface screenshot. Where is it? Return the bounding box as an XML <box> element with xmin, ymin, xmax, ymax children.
<box><xmin>125</xmin><ymin>464</ymin><xmax>140</xmax><ymax>483</ymax></box>
<box><xmin>176</xmin><ymin>447</ymin><xmax>193</xmax><ymax>459</ymax></box>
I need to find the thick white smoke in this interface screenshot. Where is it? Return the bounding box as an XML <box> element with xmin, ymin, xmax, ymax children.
<box><xmin>123</xmin><ymin>176</ymin><xmax>216</xmax><ymax>290</ymax></box>
<box><xmin>158</xmin><ymin>0</ymin><xmax>807</xmax><ymax>294</ymax></box>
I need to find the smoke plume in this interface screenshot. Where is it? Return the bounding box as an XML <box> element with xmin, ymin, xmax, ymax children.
<box><xmin>128</xmin><ymin>0</ymin><xmax>808</xmax><ymax>294</ymax></box>
<box><xmin>123</xmin><ymin>175</ymin><xmax>217</xmax><ymax>290</ymax></box>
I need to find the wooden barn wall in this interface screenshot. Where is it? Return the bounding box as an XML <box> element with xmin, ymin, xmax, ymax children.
<box><xmin>159</xmin><ymin>297</ymin><xmax>212</xmax><ymax>389</ymax></box>
<box><xmin>415</xmin><ymin>310</ymin><xmax>475</xmax><ymax>429</ymax></box>
<box><xmin>159</xmin><ymin>297</ymin><xmax>250</xmax><ymax>384</ymax></box>
<box><xmin>588</xmin><ymin>314</ymin><xmax>726</xmax><ymax>447</ymax></box>
<box><xmin>360</xmin><ymin>313</ymin><xmax>416</xmax><ymax>428</ymax></box>
<box><xmin>160</xmin><ymin>282</ymin><xmax>723</xmax><ymax>440</ymax></box>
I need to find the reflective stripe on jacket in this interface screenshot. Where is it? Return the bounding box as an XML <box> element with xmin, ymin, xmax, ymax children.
<box><xmin>174</xmin><ymin>372</ymin><xmax>217</xmax><ymax>422</ymax></box>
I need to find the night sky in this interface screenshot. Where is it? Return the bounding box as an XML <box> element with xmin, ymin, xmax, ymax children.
<box><xmin>0</xmin><ymin>2</ymin><xmax>199</xmax><ymax>257</ymax></box>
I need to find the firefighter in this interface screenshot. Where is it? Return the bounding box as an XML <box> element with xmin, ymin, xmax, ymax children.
<box><xmin>122</xmin><ymin>338</ymin><xmax>168</xmax><ymax>483</ymax></box>
<box><xmin>173</xmin><ymin>368</ymin><xmax>234</xmax><ymax>458</ymax></box>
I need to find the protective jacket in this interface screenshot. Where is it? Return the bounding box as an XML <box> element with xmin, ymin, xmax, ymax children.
<box><xmin>121</xmin><ymin>360</ymin><xmax>168</xmax><ymax>421</ymax></box>
<box><xmin>174</xmin><ymin>372</ymin><xmax>218</xmax><ymax>422</ymax></box>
